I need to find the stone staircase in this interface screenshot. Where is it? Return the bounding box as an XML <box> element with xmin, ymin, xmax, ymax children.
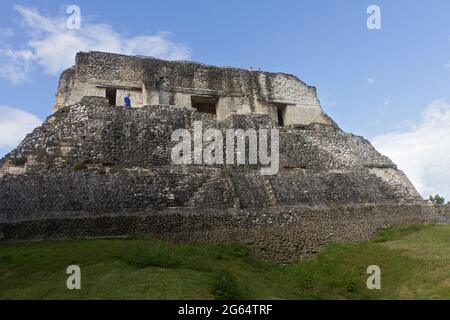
<box><xmin>185</xmin><ymin>170</ymin><xmax>233</xmax><ymax>208</ymax></box>
<box><xmin>263</xmin><ymin>176</ymin><xmax>277</xmax><ymax>207</ymax></box>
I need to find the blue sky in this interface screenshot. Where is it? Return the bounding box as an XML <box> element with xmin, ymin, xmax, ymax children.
<box><xmin>0</xmin><ymin>0</ymin><xmax>450</xmax><ymax>198</ymax></box>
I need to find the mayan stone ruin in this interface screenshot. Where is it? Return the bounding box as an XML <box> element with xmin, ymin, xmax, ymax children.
<box><xmin>0</xmin><ymin>51</ymin><xmax>439</xmax><ymax>262</ymax></box>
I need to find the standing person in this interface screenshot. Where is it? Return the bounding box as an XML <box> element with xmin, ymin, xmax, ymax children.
<box><xmin>124</xmin><ymin>93</ymin><xmax>131</xmax><ymax>108</ymax></box>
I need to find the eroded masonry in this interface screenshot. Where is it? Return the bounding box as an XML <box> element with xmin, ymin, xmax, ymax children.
<box><xmin>0</xmin><ymin>51</ymin><xmax>441</xmax><ymax>262</ymax></box>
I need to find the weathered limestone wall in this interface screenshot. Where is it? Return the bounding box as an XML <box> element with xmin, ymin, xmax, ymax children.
<box><xmin>283</xmin><ymin>105</ymin><xmax>328</xmax><ymax>126</ymax></box>
<box><xmin>255</xmin><ymin>72</ymin><xmax>319</xmax><ymax>105</ymax></box>
<box><xmin>0</xmin><ymin>105</ymin><xmax>415</xmax><ymax>209</ymax></box>
<box><xmin>5</xmin><ymin>104</ymin><xmax>402</xmax><ymax>174</ymax></box>
<box><xmin>53</xmin><ymin>53</ymin><xmax>144</xmax><ymax>112</ymax></box>
<box><xmin>217</xmin><ymin>97</ymin><xmax>252</xmax><ymax>121</ymax></box>
<box><xmin>53</xmin><ymin>51</ymin><xmax>331</xmax><ymax>125</ymax></box>
<box><xmin>0</xmin><ymin>104</ymin><xmax>420</xmax><ymax>202</ymax></box>
<box><xmin>0</xmin><ymin>166</ymin><xmax>423</xmax><ymax>224</ymax></box>
<box><xmin>75</xmin><ymin>51</ymin><xmax>144</xmax><ymax>83</ymax></box>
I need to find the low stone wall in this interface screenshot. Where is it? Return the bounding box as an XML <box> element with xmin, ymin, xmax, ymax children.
<box><xmin>0</xmin><ymin>204</ymin><xmax>438</xmax><ymax>263</ymax></box>
<box><xmin>0</xmin><ymin>167</ymin><xmax>425</xmax><ymax>223</ymax></box>
<box><xmin>430</xmin><ymin>204</ymin><xmax>450</xmax><ymax>223</ymax></box>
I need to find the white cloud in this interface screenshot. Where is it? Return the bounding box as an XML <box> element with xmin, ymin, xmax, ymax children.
<box><xmin>367</xmin><ymin>78</ymin><xmax>375</xmax><ymax>83</ymax></box>
<box><xmin>372</xmin><ymin>99</ymin><xmax>450</xmax><ymax>200</ymax></box>
<box><xmin>0</xmin><ymin>6</ymin><xmax>191</xmax><ymax>83</ymax></box>
<box><xmin>0</xmin><ymin>106</ymin><xmax>41</xmax><ymax>148</ymax></box>
<box><xmin>0</xmin><ymin>49</ymin><xmax>35</xmax><ymax>84</ymax></box>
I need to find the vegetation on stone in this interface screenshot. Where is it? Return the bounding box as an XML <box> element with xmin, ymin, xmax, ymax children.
<box><xmin>429</xmin><ymin>194</ymin><xmax>445</xmax><ymax>205</ymax></box>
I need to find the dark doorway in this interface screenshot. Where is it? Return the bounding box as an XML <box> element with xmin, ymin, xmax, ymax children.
<box><xmin>277</xmin><ymin>109</ymin><xmax>284</xmax><ymax>126</ymax></box>
<box><xmin>105</xmin><ymin>88</ymin><xmax>117</xmax><ymax>106</ymax></box>
<box><xmin>275</xmin><ymin>104</ymin><xmax>286</xmax><ymax>126</ymax></box>
<box><xmin>191</xmin><ymin>96</ymin><xmax>217</xmax><ymax>115</ymax></box>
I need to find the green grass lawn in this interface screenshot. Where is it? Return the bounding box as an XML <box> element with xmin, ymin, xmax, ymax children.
<box><xmin>1</xmin><ymin>224</ymin><xmax>449</xmax><ymax>299</ymax></box>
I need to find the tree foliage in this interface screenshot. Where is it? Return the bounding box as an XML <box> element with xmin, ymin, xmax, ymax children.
<box><xmin>429</xmin><ymin>194</ymin><xmax>445</xmax><ymax>205</ymax></box>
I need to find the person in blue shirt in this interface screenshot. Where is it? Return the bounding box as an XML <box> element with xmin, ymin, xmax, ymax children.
<box><xmin>124</xmin><ymin>94</ymin><xmax>131</xmax><ymax>107</ymax></box>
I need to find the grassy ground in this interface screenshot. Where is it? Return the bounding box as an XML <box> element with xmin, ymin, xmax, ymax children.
<box><xmin>0</xmin><ymin>224</ymin><xmax>449</xmax><ymax>299</ymax></box>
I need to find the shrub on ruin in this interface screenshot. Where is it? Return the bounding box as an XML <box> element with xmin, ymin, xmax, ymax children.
<box><xmin>429</xmin><ymin>194</ymin><xmax>445</xmax><ymax>205</ymax></box>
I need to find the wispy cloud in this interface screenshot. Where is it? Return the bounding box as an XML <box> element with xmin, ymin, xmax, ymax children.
<box><xmin>0</xmin><ymin>49</ymin><xmax>34</xmax><ymax>84</ymax></box>
<box><xmin>372</xmin><ymin>99</ymin><xmax>450</xmax><ymax>200</ymax></box>
<box><xmin>0</xmin><ymin>5</ymin><xmax>191</xmax><ymax>83</ymax></box>
<box><xmin>0</xmin><ymin>106</ymin><xmax>41</xmax><ymax>149</ymax></box>
<box><xmin>367</xmin><ymin>78</ymin><xmax>375</xmax><ymax>84</ymax></box>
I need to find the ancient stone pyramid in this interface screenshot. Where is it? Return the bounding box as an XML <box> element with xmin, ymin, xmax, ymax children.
<box><xmin>0</xmin><ymin>52</ymin><xmax>431</xmax><ymax>261</ymax></box>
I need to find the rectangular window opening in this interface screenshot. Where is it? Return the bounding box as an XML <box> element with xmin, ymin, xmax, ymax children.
<box><xmin>191</xmin><ymin>96</ymin><xmax>218</xmax><ymax>115</ymax></box>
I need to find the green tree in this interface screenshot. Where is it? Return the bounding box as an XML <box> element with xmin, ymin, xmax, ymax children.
<box><xmin>429</xmin><ymin>194</ymin><xmax>445</xmax><ymax>205</ymax></box>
